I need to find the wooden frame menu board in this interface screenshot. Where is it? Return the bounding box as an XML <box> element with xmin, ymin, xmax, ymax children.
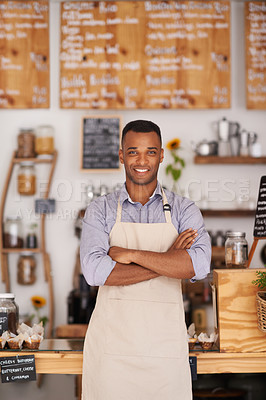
<box><xmin>81</xmin><ymin>116</ymin><xmax>121</xmax><ymax>171</ymax></box>
<box><xmin>0</xmin><ymin>1</ymin><xmax>49</xmax><ymax>109</ymax></box>
<box><xmin>245</xmin><ymin>2</ymin><xmax>266</xmax><ymax>109</ymax></box>
<box><xmin>60</xmin><ymin>1</ymin><xmax>231</xmax><ymax>109</ymax></box>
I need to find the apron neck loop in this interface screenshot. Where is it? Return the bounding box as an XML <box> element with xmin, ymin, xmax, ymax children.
<box><xmin>117</xmin><ymin>186</ymin><xmax>172</xmax><ymax>224</ymax></box>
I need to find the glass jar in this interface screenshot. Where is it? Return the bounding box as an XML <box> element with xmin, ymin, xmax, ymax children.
<box><xmin>0</xmin><ymin>293</ymin><xmax>19</xmax><ymax>335</ymax></box>
<box><xmin>17</xmin><ymin>162</ymin><xmax>36</xmax><ymax>195</ymax></box>
<box><xmin>17</xmin><ymin>252</ymin><xmax>36</xmax><ymax>285</ymax></box>
<box><xmin>17</xmin><ymin>128</ymin><xmax>36</xmax><ymax>158</ymax></box>
<box><xmin>225</xmin><ymin>231</ymin><xmax>248</xmax><ymax>268</ymax></box>
<box><xmin>35</xmin><ymin>125</ymin><xmax>54</xmax><ymax>156</ymax></box>
<box><xmin>3</xmin><ymin>216</ymin><xmax>24</xmax><ymax>248</ymax></box>
<box><xmin>26</xmin><ymin>223</ymin><xmax>38</xmax><ymax>248</ymax></box>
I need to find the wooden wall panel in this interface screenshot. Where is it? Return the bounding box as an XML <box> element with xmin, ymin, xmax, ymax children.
<box><xmin>0</xmin><ymin>1</ymin><xmax>49</xmax><ymax>108</ymax></box>
<box><xmin>245</xmin><ymin>2</ymin><xmax>266</xmax><ymax>109</ymax></box>
<box><xmin>60</xmin><ymin>1</ymin><xmax>230</xmax><ymax>109</ymax></box>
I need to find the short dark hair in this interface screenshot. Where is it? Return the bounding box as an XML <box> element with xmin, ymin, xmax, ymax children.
<box><xmin>121</xmin><ymin>120</ymin><xmax>162</xmax><ymax>146</ymax></box>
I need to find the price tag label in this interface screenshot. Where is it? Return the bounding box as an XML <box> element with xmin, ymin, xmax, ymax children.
<box><xmin>0</xmin><ymin>355</ymin><xmax>36</xmax><ymax>383</ymax></box>
<box><xmin>189</xmin><ymin>356</ymin><xmax>197</xmax><ymax>381</ymax></box>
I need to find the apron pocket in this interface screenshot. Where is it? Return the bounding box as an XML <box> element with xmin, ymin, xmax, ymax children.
<box><xmin>105</xmin><ymin>299</ymin><xmax>182</xmax><ymax>358</ymax></box>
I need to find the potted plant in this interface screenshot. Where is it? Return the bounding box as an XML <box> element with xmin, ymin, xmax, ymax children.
<box><xmin>252</xmin><ymin>271</ymin><xmax>266</xmax><ymax>332</ymax></box>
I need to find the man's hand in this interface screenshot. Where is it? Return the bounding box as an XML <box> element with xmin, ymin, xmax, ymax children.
<box><xmin>168</xmin><ymin>228</ymin><xmax>198</xmax><ymax>251</ymax></box>
<box><xmin>108</xmin><ymin>246</ymin><xmax>133</xmax><ymax>264</ymax></box>
<box><xmin>108</xmin><ymin>229</ymin><xmax>197</xmax><ymax>264</ymax></box>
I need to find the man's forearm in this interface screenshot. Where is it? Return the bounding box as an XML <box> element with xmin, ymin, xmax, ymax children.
<box><xmin>131</xmin><ymin>249</ymin><xmax>194</xmax><ymax>279</ymax></box>
<box><xmin>105</xmin><ymin>262</ymin><xmax>159</xmax><ymax>286</ymax></box>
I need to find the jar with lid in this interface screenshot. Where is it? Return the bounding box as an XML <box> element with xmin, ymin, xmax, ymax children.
<box><xmin>3</xmin><ymin>216</ymin><xmax>24</xmax><ymax>248</ymax></box>
<box><xmin>0</xmin><ymin>293</ymin><xmax>19</xmax><ymax>335</ymax></box>
<box><xmin>17</xmin><ymin>252</ymin><xmax>36</xmax><ymax>285</ymax></box>
<box><xmin>17</xmin><ymin>162</ymin><xmax>36</xmax><ymax>195</ymax></box>
<box><xmin>17</xmin><ymin>128</ymin><xmax>36</xmax><ymax>158</ymax></box>
<box><xmin>35</xmin><ymin>125</ymin><xmax>54</xmax><ymax>156</ymax></box>
<box><xmin>225</xmin><ymin>231</ymin><xmax>248</xmax><ymax>268</ymax></box>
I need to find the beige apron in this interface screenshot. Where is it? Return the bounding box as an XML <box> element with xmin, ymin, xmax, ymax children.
<box><xmin>82</xmin><ymin>189</ymin><xmax>192</xmax><ymax>400</ymax></box>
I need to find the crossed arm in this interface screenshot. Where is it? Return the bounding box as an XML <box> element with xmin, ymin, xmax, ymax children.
<box><xmin>105</xmin><ymin>229</ymin><xmax>197</xmax><ymax>286</ymax></box>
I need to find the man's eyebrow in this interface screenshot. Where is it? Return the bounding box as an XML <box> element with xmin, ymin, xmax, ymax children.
<box><xmin>147</xmin><ymin>147</ymin><xmax>159</xmax><ymax>150</ymax></box>
<box><xmin>127</xmin><ymin>146</ymin><xmax>138</xmax><ymax>150</ymax></box>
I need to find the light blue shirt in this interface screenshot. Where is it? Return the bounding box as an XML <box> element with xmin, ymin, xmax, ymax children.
<box><xmin>80</xmin><ymin>182</ymin><xmax>211</xmax><ymax>286</ymax></box>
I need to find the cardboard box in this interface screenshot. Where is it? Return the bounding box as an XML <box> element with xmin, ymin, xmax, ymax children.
<box><xmin>213</xmin><ymin>269</ymin><xmax>266</xmax><ymax>353</ymax></box>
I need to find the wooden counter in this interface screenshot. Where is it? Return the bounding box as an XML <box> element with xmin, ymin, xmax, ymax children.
<box><xmin>1</xmin><ymin>340</ymin><xmax>266</xmax><ymax>375</ymax></box>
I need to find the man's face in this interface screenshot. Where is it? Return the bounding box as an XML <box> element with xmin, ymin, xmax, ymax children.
<box><xmin>119</xmin><ymin>130</ymin><xmax>164</xmax><ymax>187</ymax></box>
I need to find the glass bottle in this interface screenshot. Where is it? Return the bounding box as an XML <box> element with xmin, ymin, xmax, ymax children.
<box><xmin>225</xmin><ymin>231</ymin><xmax>248</xmax><ymax>268</ymax></box>
<box><xmin>3</xmin><ymin>216</ymin><xmax>24</xmax><ymax>248</ymax></box>
<box><xmin>35</xmin><ymin>125</ymin><xmax>55</xmax><ymax>156</ymax></box>
<box><xmin>26</xmin><ymin>223</ymin><xmax>38</xmax><ymax>248</ymax></box>
<box><xmin>17</xmin><ymin>128</ymin><xmax>36</xmax><ymax>158</ymax></box>
<box><xmin>17</xmin><ymin>253</ymin><xmax>36</xmax><ymax>285</ymax></box>
<box><xmin>0</xmin><ymin>293</ymin><xmax>19</xmax><ymax>335</ymax></box>
<box><xmin>17</xmin><ymin>162</ymin><xmax>36</xmax><ymax>195</ymax></box>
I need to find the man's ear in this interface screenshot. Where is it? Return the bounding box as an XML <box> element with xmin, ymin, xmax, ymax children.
<box><xmin>119</xmin><ymin>149</ymin><xmax>124</xmax><ymax>164</ymax></box>
<box><xmin>160</xmin><ymin>148</ymin><xmax>164</xmax><ymax>163</ymax></box>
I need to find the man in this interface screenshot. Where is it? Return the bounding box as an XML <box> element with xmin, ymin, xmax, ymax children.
<box><xmin>80</xmin><ymin>120</ymin><xmax>211</xmax><ymax>400</ymax></box>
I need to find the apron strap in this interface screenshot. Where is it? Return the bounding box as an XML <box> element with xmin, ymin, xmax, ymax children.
<box><xmin>161</xmin><ymin>188</ymin><xmax>172</xmax><ymax>224</ymax></box>
<box><xmin>116</xmin><ymin>186</ymin><xmax>172</xmax><ymax>224</ymax></box>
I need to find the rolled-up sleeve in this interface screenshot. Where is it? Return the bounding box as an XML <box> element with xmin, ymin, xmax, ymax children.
<box><xmin>178</xmin><ymin>199</ymin><xmax>211</xmax><ymax>281</ymax></box>
<box><xmin>80</xmin><ymin>200</ymin><xmax>116</xmax><ymax>286</ymax></box>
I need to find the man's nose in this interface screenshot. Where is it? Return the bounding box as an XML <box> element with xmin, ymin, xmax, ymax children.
<box><xmin>136</xmin><ymin>153</ymin><xmax>147</xmax><ymax>164</ymax></box>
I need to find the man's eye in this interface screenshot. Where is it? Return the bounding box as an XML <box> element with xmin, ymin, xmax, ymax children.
<box><xmin>148</xmin><ymin>151</ymin><xmax>156</xmax><ymax>155</ymax></box>
<box><xmin>128</xmin><ymin>151</ymin><xmax>137</xmax><ymax>155</ymax></box>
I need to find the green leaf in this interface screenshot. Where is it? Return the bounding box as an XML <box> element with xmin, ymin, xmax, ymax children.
<box><xmin>172</xmin><ymin>169</ymin><xmax>181</xmax><ymax>181</ymax></box>
<box><xmin>180</xmin><ymin>159</ymin><xmax>185</xmax><ymax>168</ymax></box>
<box><xmin>165</xmin><ymin>164</ymin><xmax>172</xmax><ymax>175</ymax></box>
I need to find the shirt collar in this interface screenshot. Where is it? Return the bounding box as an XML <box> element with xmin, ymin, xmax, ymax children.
<box><xmin>119</xmin><ymin>181</ymin><xmax>163</xmax><ymax>205</ymax></box>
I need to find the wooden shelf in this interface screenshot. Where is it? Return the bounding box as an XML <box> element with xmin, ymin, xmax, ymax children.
<box><xmin>194</xmin><ymin>155</ymin><xmax>266</xmax><ymax>164</ymax></box>
<box><xmin>2</xmin><ymin>248</ymin><xmax>42</xmax><ymax>254</ymax></box>
<box><xmin>13</xmin><ymin>153</ymin><xmax>56</xmax><ymax>164</ymax></box>
<box><xmin>200</xmin><ymin>209</ymin><xmax>256</xmax><ymax>217</ymax></box>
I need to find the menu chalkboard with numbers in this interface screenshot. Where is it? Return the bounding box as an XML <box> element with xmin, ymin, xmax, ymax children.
<box><xmin>60</xmin><ymin>1</ymin><xmax>231</xmax><ymax>110</ymax></box>
<box><xmin>0</xmin><ymin>0</ymin><xmax>49</xmax><ymax>109</ymax></box>
<box><xmin>245</xmin><ymin>2</ymin><xmax>266</xmax><ymax>110</ymax></box>
<box><xmin>81</xmin><ymin>116</ymin><xmax>121</xmax><ymax>171</ymax></box>
<box><xmin>253</xmin><ymin>176</ymin><xmax>266</xmax><ymax>238</ymax></box>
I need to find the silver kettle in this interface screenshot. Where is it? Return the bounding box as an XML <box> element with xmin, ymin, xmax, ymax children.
<box><xmin>216</xmin><ymin>117</ymin><xmax>240</xmax><ymax>142</ymax></box>
<box><xmin>192</xmin><ymin>140</ymin><xmax>218</xmax><ymax>156</ymax></box>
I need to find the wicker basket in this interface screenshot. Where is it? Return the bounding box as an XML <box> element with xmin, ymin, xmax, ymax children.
<box><xmin>256</xmin><ymin>291</ymin><xmax>266</xmax><ymax>332</ymax></box>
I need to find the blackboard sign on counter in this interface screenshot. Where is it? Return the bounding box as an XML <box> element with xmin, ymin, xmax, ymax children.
<box><xmin>253</xmin><ymin>176</ymin><xmax>266</xmax><ymax>238</ymax></box>
<box><xmin>81</xmin><ymin>116</ymin><xmax>121</xmax><ymax>171</ymax></box>
<box><xmin>60</xmin><ymin>1</ymin><xmax>231</xmax><ymax>110</ymax></box>
<box><xmin>245</xmin><ymin>2</ymin><xmax>266</xmax><ymax>110</ymax></box>
<box><xmin>0</xmin><ymin>1</ymin><xmax>50</xmax><ymax>109</ymax></box>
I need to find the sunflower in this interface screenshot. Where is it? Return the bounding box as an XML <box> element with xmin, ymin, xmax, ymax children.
<box><xmin>165</xmin><ymin>137</ymin><xmax>185</xmax><ymax>191</ymax></box>
<box><xmin>166</xmin><ymin>138</ymin><xmax>181</xmax><ymax>150</ymax></box>
<box><xmin>31</xmin><ymin>295</ymin><xmax>46</xmax><ymax>309</ymax></box>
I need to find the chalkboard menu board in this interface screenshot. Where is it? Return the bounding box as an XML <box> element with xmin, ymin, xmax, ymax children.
<box><xmin>0</xmin><ymin>1</ymin><xmax>49</xmax><ymax>109</ymax></box>
<box><xmin>245</xmin><ymin>2</ymin><xmax>266</xmax><ymax>109</ymax></box>
<box><xmin>60</xmin><ymin>1</ymin><xmax>230</xmax><ymax>109</ymax></box>
<box><xmin>253</xmin><ymin>176</ymin><xmax>266</xmax><ymax>238</ymax></box>
<box><xmin>81</xmin><ymin>116</ymin><xmax>121</xmax><ymax>171</ymax></box>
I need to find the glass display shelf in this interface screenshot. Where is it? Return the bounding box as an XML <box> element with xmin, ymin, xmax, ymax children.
<box><xmin>0</xmin><ymin>339</ymin><xmax>84</xmax><ymax>352</ymax></box>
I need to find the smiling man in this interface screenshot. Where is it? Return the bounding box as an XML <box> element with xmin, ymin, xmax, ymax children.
<box><xmin>80</xmin><ymin>120</ymin><xmax>211</xmax><ymax>400</ymax></box>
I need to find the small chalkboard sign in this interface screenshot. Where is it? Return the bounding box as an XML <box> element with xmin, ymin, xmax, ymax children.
<box><xmin>248</xmin><ymin>176</ymin><xmax>266</xmax><ymax>267</ymax></box>
<box><xmin>81</xmin><ymin>116</ymin><xmax>121</xmax><ymax>172</ymax></box>
<box><xmin>35</xmin><ymin>199</ymin><xmax>56</xmax><ymax>214</ymax></box>
<box><xmin>0</xmin><ymin>355</ymin><xmax>36</xmax><ymax>383</ymax></box>
<box><xmin>254</xmin><ymin>176</ymin><xmax>266</xmax><ymax>238</ymax></box>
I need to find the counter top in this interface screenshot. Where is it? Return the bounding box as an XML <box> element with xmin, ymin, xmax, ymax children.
<box><xmin>1</xmin><ymin>340</ymin><xmax>266</xmax><ymax>375</ymax></box>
